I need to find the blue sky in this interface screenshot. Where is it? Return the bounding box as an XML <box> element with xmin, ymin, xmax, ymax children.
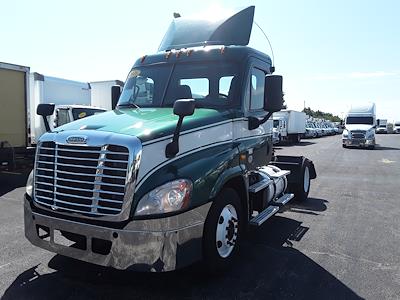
<box><xmin>2</xmin><ymin>0</ymin><xmax>399</xmax><ymax>121</ymax></box>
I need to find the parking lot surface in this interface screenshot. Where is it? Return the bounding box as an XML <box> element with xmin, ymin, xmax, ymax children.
<box><xmin>1</xmin><ymin>135</ymin><xmax>399</xmax><ymax>299</ymax></box>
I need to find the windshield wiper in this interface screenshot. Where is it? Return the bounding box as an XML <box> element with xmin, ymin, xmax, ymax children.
<box><xmin>117</xmin><ymin>102</ymin><xmax>140</xmax><ymax>109</ymax></box>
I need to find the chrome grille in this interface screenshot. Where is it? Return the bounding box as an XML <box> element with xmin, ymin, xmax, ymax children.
<box><xmin>34</xmin><ymin>141</ymin><xmax>129</xmax><ymax>216</ymax></box>
<box><xmin>350</xmin><ymin>130</ymin><xmax>366</xmax><ymax>139</ymax></box>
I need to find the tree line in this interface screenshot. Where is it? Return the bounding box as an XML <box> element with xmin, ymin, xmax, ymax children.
<box><xmin>302</xmin><ymin>107</ymin><xmax>342</xmax><ymax>122</ymax></box>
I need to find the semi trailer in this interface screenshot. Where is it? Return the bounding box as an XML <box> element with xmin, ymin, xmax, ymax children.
<box><xmin>24</xmin><ymin>6</ymin><xmax>316</xmax><ymax>272</ymax></box>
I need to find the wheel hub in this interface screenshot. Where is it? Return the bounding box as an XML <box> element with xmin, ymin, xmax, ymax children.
<box><xmin>216</xmin><ymin>204</ymin><xmax>238</xmax><ymax>258</ymax></box>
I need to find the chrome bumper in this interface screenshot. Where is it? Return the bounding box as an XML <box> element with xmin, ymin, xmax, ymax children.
<box><xmin>342</xmin><ymin>138</ymin><xmax>375</xmax><ymax>147</ymax></box>
<box><xmin>24</xmin><ymin>196</ymin><xmax>211</xmax><ymax>272</ymax></box>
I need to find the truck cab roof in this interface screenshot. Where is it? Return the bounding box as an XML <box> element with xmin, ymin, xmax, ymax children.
<box><xmin>133</xmin><ymin>45</ymin><xmax>272</xmax><ymax>68</ymax></box>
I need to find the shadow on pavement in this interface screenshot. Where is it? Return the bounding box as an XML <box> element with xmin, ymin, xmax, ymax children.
<box><xmin>374</xmin><ymin>145</ymin><xmax>400</xmax><ymax>151</ymax></box>
<box><xmin>0</xmin><ymin>171</ymin><xmax>30</xmax><ymax>197</ymax></box>
<box><xmin>276</xmin><ymin>141</ymin><xmax>316</xmax><ymax>147</ymax></box>
<box><xmin>2</xmin><ymin>216</ymin><xmax>361</xmax><ymax>300</ymax></box>
<box><xmin>285</xmin><ymin>197</ymin><xmax>328</xmax><ymax>216</ymax></box>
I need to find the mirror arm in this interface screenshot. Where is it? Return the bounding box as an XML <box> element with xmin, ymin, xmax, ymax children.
<box><xmin>165</xmin><ymin>116</ymin><xmax>184</xmax><ymax>158</ymax></box>
<box><xmin>42</xmin><ymin>116</ymin><xmax>51</xmax><ymax>132</ymax></box>
<box><xmin>248</xmin><ymin>112</ymin><xmax>273</xmax><ymax>130</ymax></box>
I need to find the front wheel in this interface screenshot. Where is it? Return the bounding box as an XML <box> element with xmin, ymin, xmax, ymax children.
<box><xmin>203</xmin><ymin>188</ymin><xmax>243</xmax><ymax>272</ymax></box>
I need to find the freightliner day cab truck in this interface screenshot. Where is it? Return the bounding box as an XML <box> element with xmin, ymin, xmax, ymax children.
<box><xmin>24</xmin><ymin>6</ymin><xmax>317</xmax><ymax>272</ymax></box>
<box><xmin>342</xmin><ymin>103</ymin><xmax>376</xmax><ymax>149</ymax></box>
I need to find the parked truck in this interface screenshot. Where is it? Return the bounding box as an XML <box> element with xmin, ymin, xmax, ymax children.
<box><xmin>342</xmin><ymin>103</ymin><xmax>376</xmax><ymax>149</ymax></box>
<box><xmin>273</xmin><ymin>110</ymin><xmax>306</xmax><ymax>143</ymax></box>
<box><xmin>0</xmin><ymin>62</ymin><xmax>31</xmax><ymax>170</ymax></box>
<box><xmin>394</xmin><ymin>121</ymin><xmax>400</xmax><ymax>134</ymax></box>
<box><xmin>24</xmin><ymin>6</ymin><xmax>316</xmax><ymax>272</ymax></box>
<box><xmin>376</xmin><ymin>119</ymin><xmax>388</xmax><ymax>134</ymax></box>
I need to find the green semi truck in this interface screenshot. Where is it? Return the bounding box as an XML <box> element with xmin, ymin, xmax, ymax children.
<box><xmin>24</xmin><ymin>6</ymin><xmax>316</xmax><ymax>272</ymax></box>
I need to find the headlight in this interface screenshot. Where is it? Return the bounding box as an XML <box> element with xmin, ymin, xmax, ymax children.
<box><xmin>26</xmin><ymin>170</ymin><xmax>34</xmax><ymax>197</ymax></box>
<box><xmin>342</xmin><ymin>129</ymin><xmax>349</xmax><ymax>137</ymax></box>
<box><xmin>135</xmin><ymin>179</ymin><xmax>192</xmax><ymax>216</ymax></box>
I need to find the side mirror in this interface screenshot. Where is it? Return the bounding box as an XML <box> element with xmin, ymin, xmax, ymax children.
<box><xmin>173</xmin><ymin>99</ymin><xmax>195</xmax><ymax>117</ymax></box>
<box><xmin>111</xmin><ymin>85</ymin><xmax>121</xmax><ymax>110</ymax></box>
<box><xmin>37</xmin><ymin>103</ymin><xmax>55</xmax><ymax>132</ymax></box>
<box><xmin>264</xmin><ymin>75</ymin><xmax>283</xmax><ymax>112</ymax></box>
<box><xmin>166</xmin><ymin>99</ymin><xmax>195</xmax><ymax>158</ymax></box>
<box><xmin>37</xmin><ymin>103</ymin><xmax>55</xmax><ymax>117</ymax></box>
<box><xmin>248</xmin><ymin>75</ymin><xmax>283</xmax><ymax>130</ymax></box>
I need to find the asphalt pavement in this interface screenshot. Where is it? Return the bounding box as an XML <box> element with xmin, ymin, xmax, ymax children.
<box><xmin>0</xmin><ymin>134</ymin><xmax>399</xmax><ymax>299</ymax></box>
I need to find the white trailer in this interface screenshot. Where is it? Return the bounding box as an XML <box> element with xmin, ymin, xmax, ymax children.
<box><xmin>29</xmin><ymin>73</ymin><xmax>92</xmax><ymax>144</ymax></box>
<box><xmin>0</xmin><ymin>62</ymin><xmax>31</xmax><ymax>170</ymax></box>
<box><xmin>273</xmin><ymin>110</ymin><xmax>306</xmax><ymax>143</ymax></box>
<box><xmin>90</xmin><ymin>80</ymin><xmax>124</xmax><ymax>110</ymax></box>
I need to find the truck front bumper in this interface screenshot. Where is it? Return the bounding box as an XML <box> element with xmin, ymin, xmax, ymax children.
<box><xmin>24</xmin><ymin>196</ymin><xmax>210</xmax><ymax>272</ymax></box>
<box><xmin>342</xmin><ymin>137</ymin><xmax>375</xmax><ymax>147</ymax></box>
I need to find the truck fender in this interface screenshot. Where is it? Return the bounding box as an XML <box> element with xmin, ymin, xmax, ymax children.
<box><xmin>209</xmin><ymin>166</ymin><xmax>247</xmax><ymax>199</ymax></box>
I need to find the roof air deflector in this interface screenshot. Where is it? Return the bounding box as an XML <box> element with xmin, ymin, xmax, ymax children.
<box><xmin>158</xmin><ymin>6</ymin><xmax>255</xmax><ymax>51</ymax></box>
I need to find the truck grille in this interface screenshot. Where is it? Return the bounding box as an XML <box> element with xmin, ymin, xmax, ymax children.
<box><xmin>34</xmin><ymin>141</ymin><xmax>129</xmax><ymax>216</ymax></box>
<box><xmin>350</xmin><ymin>130</ymin><xmax>366</xmax><ymax>139</ymax></box>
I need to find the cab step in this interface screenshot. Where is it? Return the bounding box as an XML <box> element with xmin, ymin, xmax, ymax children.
<box><xmin>269</xmin><ymin>170</ymin><xmax>290</xmax><ymax>179</ymax></box>
<box><xmin>272</xmin><ymin>193</ymin><xmax>294</xmax><ymax>207</ymax></box>
<box><xmin>248</xmin><ymin>178</ymin><xmax>272</xmax><ymax>193</ymax></box>
<box><xmin>249</xmin><ymin>205</ymin><xmax>279</xmax><ymax>226</ymax></box>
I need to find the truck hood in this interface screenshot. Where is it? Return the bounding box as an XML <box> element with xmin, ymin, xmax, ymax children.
<box><xmin>345</xmin><ymin>124</ymin><xmax>374</xmax><ymax>131</ymax></box>
<box><xmin>54</xmin><ymin>107</ymin><xmax>233</xmax><ymax>143</ymax></box>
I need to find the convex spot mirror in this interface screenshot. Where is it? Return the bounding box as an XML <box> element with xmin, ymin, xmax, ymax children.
<box><xmin>264</xmin><ymin>75</ymin><xmax>283</xmax><ymax>113</ymax></box>
<box><xmin>173</xmin><ymin>99</ymin><xmax>195</xmax><ymax>117</ymax></box>
<box><xmin>37</xmin><ymin>103</ymin><xmax>55</xmax><ymax>117</ymax></box>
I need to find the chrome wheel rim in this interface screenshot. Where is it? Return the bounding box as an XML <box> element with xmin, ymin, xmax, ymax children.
<box><xmin>216</xmin><ymin>204</ymin><xmax>238</xmax><ymax>258</ymax></box>
<box><xmin>304</xmin><ymin>166</ymin><xmax>310</xmax><ymax>193</ymax></box>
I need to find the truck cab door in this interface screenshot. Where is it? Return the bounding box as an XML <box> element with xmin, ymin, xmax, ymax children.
<box><xmin>233</xmin><ymin>60</ymin><xmax>273</xmax><ymax>170</ymax></box>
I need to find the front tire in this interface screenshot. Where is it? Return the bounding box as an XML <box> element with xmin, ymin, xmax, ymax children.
<box><xmin>203</xmin><ymin>188</ymin><xmax>243</xmax><ymax>272</ymax></box>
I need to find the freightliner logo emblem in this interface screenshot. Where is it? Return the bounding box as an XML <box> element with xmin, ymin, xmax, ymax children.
<box><xmin>66</xmin><ymin>135</ymin><xmax>88</xmax><ymax>144</ymax></box>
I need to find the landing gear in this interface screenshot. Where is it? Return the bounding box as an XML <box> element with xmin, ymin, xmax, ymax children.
<box><xmin>203</xmin><ymin>188</ymin><xmax>242</xmax><ymax>271</ymax></box>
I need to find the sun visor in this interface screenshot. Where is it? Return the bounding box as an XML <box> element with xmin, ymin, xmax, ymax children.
<box><xmin>158</xmin><ymin>6</ymin><xmax>255</xmax><ymax>51</ymax></box>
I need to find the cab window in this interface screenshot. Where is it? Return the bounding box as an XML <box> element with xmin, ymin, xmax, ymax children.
<box><xmin>250</xmin><ymin>68</ymin><xmax>265</xmax><ymax>110</ymax></box>
<box><xmin>56</xmin><ymin>109</ymin><xmax>70</xmax><ymax>127</ymax></box>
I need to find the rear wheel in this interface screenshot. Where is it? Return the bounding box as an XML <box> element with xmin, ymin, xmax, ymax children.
<box><xmin>294</xmin><ymin>160</ymin><xmax>311</xmax><ymax>202</ymax></box>
<box><xmin>203</xmin><ymin>188</ymin><xmax>242</xmax><ymax>271</ymax></box>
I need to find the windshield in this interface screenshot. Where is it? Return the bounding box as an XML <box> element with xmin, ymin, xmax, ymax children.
<box><xmin>346</xmin><ymin>116</ymin><xmax>373</xmax><ymax>125</ymax></box>
<box><xmin>118</xmin><ymin>62</ymin><xmax>240</xmax><ymax>108</ymax></box>
<box><xmin>273</xmin><ymin>120</ymin><xmax>280</xmax><ymax>128</ymax></box>
<box><xmin>396</xmin><ymin>123</ymin><xmax>400</xmax><ymax>126</ymax></box>
<box><xmin>72</xmin><ymin>108</ymin><xmax>106</xmax><ymax>120</ymax></box>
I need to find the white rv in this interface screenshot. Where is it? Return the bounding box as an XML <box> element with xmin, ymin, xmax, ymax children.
<box><xmin>342</xmin><ymin>103</ymin><xmax>376</xmax><ymax>149</ymax></box>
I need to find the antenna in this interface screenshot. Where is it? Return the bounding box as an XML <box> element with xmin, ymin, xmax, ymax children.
<box><xmin>254</xmin><ymin>21</ymin><xmax>275</xmax><ymax>73</ymax></box>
